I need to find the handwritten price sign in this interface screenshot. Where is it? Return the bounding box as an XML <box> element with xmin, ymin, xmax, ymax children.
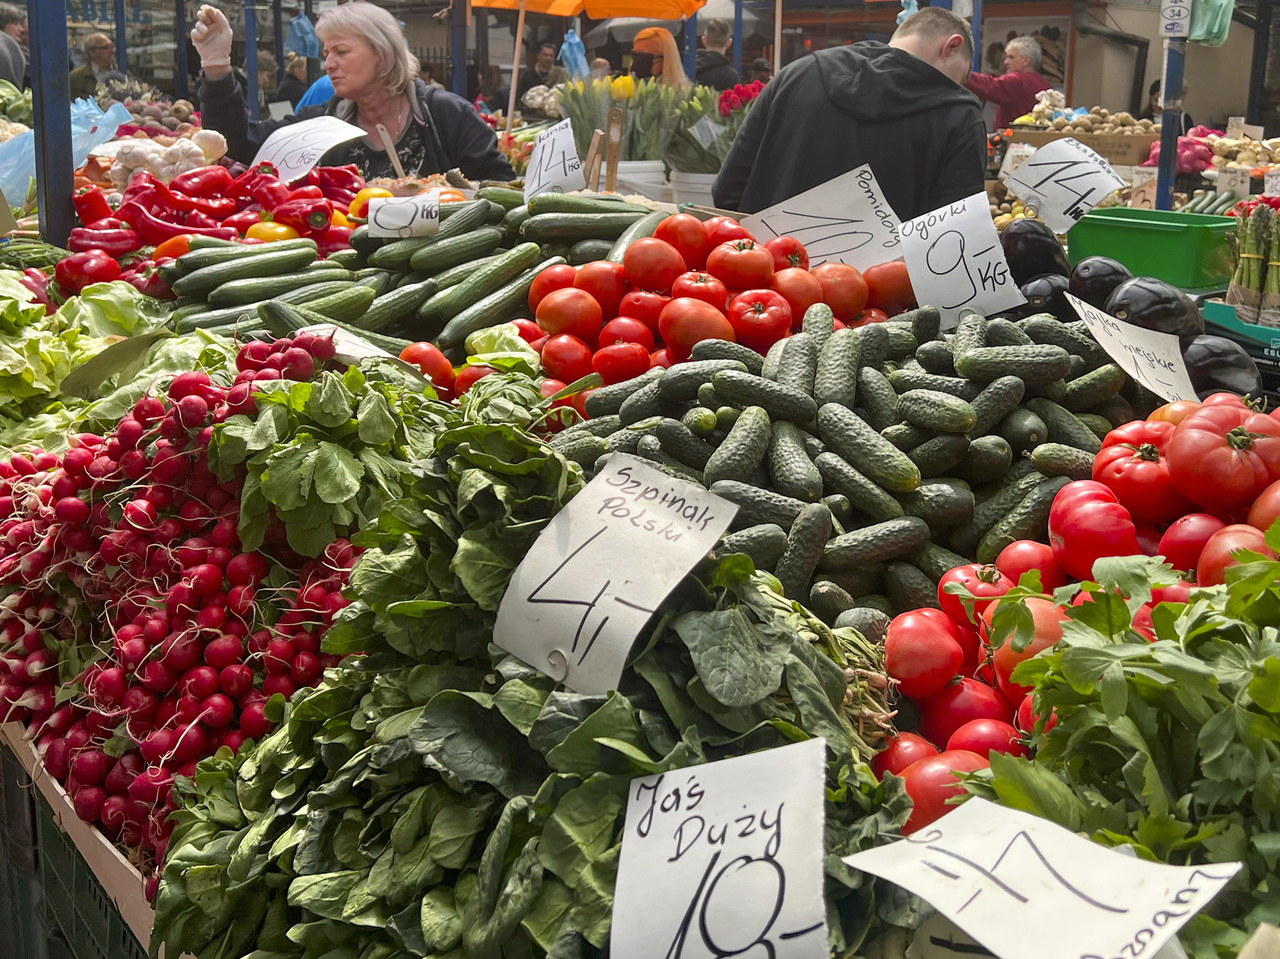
<box><xmin>845</xmin><ymin>798</ymin><xmax>1239</xmax><ymax>959</ymax></box>
<box><xmin>493</xmin><ymin>454</ymin><xmax>736</xmax><ymax>694</ymax></box>
<box><xmin>1065</xmin><ymin>294</ymin><xmax>1198</xmax><ymax>402</ymax></box>
<box><xmin>251</xmin><ymin>115</ymin><xmax>366</xmax><ymax>184</ymax></box>
<box><xmin>366</xmin><ymin>192</ymin><xmax>441</xmax><ymax>239</ymax></box>
<box><xmin>741</xmin><ymin>165</ymin><xmax>902</xmax><ymax>271</ymax></box>
<box><xmin>899</xmin><ymin>193</ymin><xmax>1025</xmax><ymax>327</ymax></box>
<box><xmin>524</xmin><ymin>118</ymin><xmax>586</xmax><ymax>200</ymax></box>
<box><xmin>1003</xmin><ymin>138</ymin><xmax>1125</xmax><ymax>233</ymax></box>
<box><xmin>613</xmin><ymin>739</ymin><xmax>828</xmax><ymax>959</ymax></box>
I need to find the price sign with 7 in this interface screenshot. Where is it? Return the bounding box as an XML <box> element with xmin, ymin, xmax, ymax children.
<box><xmin>1002</xmin><ymin>138</ymin><xmax>1125</xmax><ymax>233</ymax></box>
<box><xmin>524</xmin><ymin>118</ymin><xmax>586</xmax><ymax>200</ymax></box>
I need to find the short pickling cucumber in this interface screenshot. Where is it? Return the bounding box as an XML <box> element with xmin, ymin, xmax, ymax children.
<box><xmin>710</xmin><ymin>480</ymin><xmax>808</xmax><ymax>530</ymax></box>
<box><xmin>813</xmin><ymin>452</ymin><xmax>904</xmax><ymax>522</ymax></box>
<box><xmin>775</xmin><ymin>333</ymin><xmax>819</xmax><ymax>397</ymax></box>
<box><xmin>884</xmin><ymin>324</ymin><xmax>918</xmax><ymax>360</ymax></box>
<box><xmin>617</xmin><ymin>379</ymin><xmax>668</xmax><ymax>425</ymax></box>
<box><xmin>885</xmin><ymin>561</ymin><xmax>941</xmax><ymax>613</ymax></box>
<box><xmin>1061</xmin><ymin>363</ymin><xmax>1128</xmax><ymax>412</ymax></box>
<box><xmin>834</xmin><ymin>606</ymin><xmax>892</xmax><ymax>645</ymax></box>
<box><xmin>655</xmin><ymin>418</ymin><xmax>716</xmax><ymax>469</ymax></box>
<box><xmin>954</xmin><ymin>344</ymin><xmax>1072</xmax><ymax>385</ymax></box>
<box><xmin>887</xmin><ymin>367</ymin><xmax>982</xmax><ymax>401</ymax></box>
<box><xmin>858</xmin><ymin>368</ymin><xmax>900</xmax><ymax>432</ymax></box>
<box><xmin>948</xmin><ymin>471</ymin><xmax>1045</xmax><ymax>556</ymax></box>
<box><xmin>912</xmin><ymin>541</ymin><xmax>972</xmax><ymax>582</ymax></box>
<box><xmin>681</xmin><ymin>406</ymin><xmax>719</xmax><ymax>438</ymax></box>
<box><xmin>1029</xmin><ymin>442</ymin><xmax>1095</xmax><ymax>480</ymax></box>
<box><xmin>760</xmin><ymin>338</ymin><xmax>788</xmax><ymax>381</ymax></box>
<box><xmin>659</xmin><ymin>359</ymin><xmax>749</xmax><ymax>401</ymax></box>
<box><xmin>586</xmin><ymin>367</ymin><xmax>665</xmax><ymax>418</ymax></box>
<box><xmin>907</xmin><ymin>434</ymin><xmax>970</xmax><ymax>478</ymax></box>
<box><xmin>819</xmin><ymin>516</ymin><xmax>932</xmax><ymax>570</ymax></box>
<box><xmin>881</xmin><ymin>423</ymin><xmax>932</xmax><ymax>452</ymax></box>
<box><xmin>568</xmin><ymin>238</ymin><xmax>616</xmax><ymax>265</ymax></box>
<box><xmin>999</xmin><ymin>408</ymin><xmax>1049</xmax><ymax>454</ymax></box>
<box><xmin>958</xmin><ymin>435</ymin><xmax>1013</xmax><ymax>486</ymax></box>
<box><xmin>553</xmin><ymin>432</ymin><xmax>609</xmax><ymax>467</ymax></box>
<box><xmin>704</xmin><ymin>406</ymin><xmax>772</xmax><ymax>486</ymax></box>
<box><xmin>816</xmin><ymin>404</ymin><xmax>920</xmax><ymax>494</ymax></box>
<box><xmin>775</xmin><ymin>503</ymin><xmax>833</xmax><ymax>600</ymax></box>
<box><xmin>824</xmin><ymin>563</ymin><xmax>885</xmax><ymax>598</ymax></box>
<box><xmin>821</xmin><ymin>493</ymin><xmax>853</xmax><ymax>528</ymax></box>
<box><xmin>813</xmin><ymin>327</ymin><xmax>860</xmax><ymax>408</ymax></box>
<box><xmin>809</xmin><ymin>580</ymin><xmax>857</xmax><ymax>625</ymax></box>
<box><xmin>1077</xmin><ymin>413</ymin><xmax>1114</xmax><ymax>441</ymax></box>
<box><xmin>983</xmin><ymin>317</ymin><xmax>1034</xmax><ymax>347</ymax></box>
<box><xmin>635</xmin><ymin>435</ymin><xmax>705</xmax><ymax>484</ymax></box>
<box><xmin>857</xmin><ymin>322</ymin><xmax>890</xmax><ymax>372</ymax></box>
<box><xmin>1024</xmin><ymin>397</ymin><xmax>1103</xmax><ymax>454</ymax></box>
<box><xmin>768</xmin><ymin>421</ymin><xmax>823</xmax><ymax>502</ymax></box>
<box><xmin>1093</xmin><ymin>394</ymin><xmax>1135</xmax><ymax>428</ymax></box>
<box><xmin>690</xmin><ymin>338</ymin><xmax>765</xmax><ymax>374</ymax></box>
<box><xmin>898</xmin><ymin>389</ymin><xmax>977</xmax><ymax>434</ymax></box>
<box><xmin>557</xmin><ymin>414</ymin><xmax>623</xmax><ymax>439</ymax></box>
<box><xmin>717</xmin><ymin>524</ymin><xmax>788</xmax><ymax>570</ymax></box>
<box><xmin>950</xmin><ymin>311</ymin><xmax>988</xmax><ymax>359</ymax></box>
<box><xmin>897</xmin><ymin>482</ymin><xmax>975</xmax><ymax>530</ymax></box>
<box><xmin>904</xmin><ymin>305</ymin><xmax>941</xmax><ymax>344</ymax></box>
<box><xmin>976</xmin><ymin>475</ymin><xmax>1071</xmax><ymax>564</ymax></box>
<box><xmin>969</xmin><ymin>375</ymin><xmax>1027</xmax><ymax>437</ymax></box>
<box><xmin>1024</xmin><ymin>377</ymin><xmax>1067</xmax><ymax>403</ymax></box>
<box><xmin>914</xmin><ymin>339</ymin><xmax>955</xmax><ymax>376</ymax></box>
<box><xmin>801</xmin><ymin>303</ymin><xmax>836</xmax><ymax>351</ymax></box>
<box><xmin>711</xmin><ymin>371</ymin><xmax>818</xmax><ymax>424</ymax></box>
<box><xmin>1021</xmin><ymin>315</ymin><xmax>1110</xmax><ymax>369</ymax></box>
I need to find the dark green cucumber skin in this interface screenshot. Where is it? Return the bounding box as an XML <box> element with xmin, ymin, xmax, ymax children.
<box><xmin>834</xmin><ymin>607</ymin><xmax>892</xmax><ymax>644</ymax></box>
<box><xmin>819</xmin><ymin>516</ymin><xmax>932</xmax><ymax>570</ymax></box>
<box><xmin>717</xmin><ymin>524</ymin><xmax>788</xmax><ymax>570</ymax></box>
<box><xmin>775</xmin><ymin>503</ymin><xmax>833</xmax><ymax>600</ymax></box>
<box><xmin>586</xmin><ymin>368</ymin><xmax>666</xmax><ymax>418</ymax></box>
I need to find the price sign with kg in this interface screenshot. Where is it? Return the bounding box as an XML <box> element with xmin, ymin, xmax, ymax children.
<box><xmin>1065</xmin><ymin>293</ymin><xmax>1198</xmax><ymax>402</ymax></box>
<box><xmin>252</xmin><ymin>115</ymin><xmax>366</xmax><ymax>184</ymax></box>
<box><xmin>524</xmin><ymin>118</ymin><xmax>586</xmax><ymax>200</ymax></box>
<box><xmin>1002</xmin><ymin>138</ymin><xmax>1125</xmax><ymax>233</ymax></box>
<box><xmin>492</xmin><ymin>454</ymin><xmax>736</xmax><ymax>694</ymax></box>
<box><xmin>898</xmin><ymin>193</ymin><xmax>1026</xmax><ymax>327</ymax></box>
<box><xmin>365</xmin><ymin>192</ymin><xmax>441</xmax><ymax>239</ymax></box>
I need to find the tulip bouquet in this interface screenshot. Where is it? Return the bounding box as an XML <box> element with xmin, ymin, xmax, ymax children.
<box><xmin>557</xmin><ymin>76</ymin><xmax>685</xmax><ymax>162</ymax></box>
<box><xmin>663</xmin><ymin>81</ymin><xmax>766</xmax><ymax>174</ymax></box>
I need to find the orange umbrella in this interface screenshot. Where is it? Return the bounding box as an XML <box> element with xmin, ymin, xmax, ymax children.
<box><xmin>471</xmin><ymin>0</ymin><xmax>708</xmax><ymax>130</ymax></box>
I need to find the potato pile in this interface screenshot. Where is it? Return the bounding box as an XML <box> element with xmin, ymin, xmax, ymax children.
<box><xmin>986</xmin><ymin>180</ymin><xmax>1042</xmax><ymax>231</ymax></box>
<box><xmin>122</xmin><ymin>98</ymin><xmax>199</xmax><ymax>136</ymax></box>
<box><xmin>1034</xmin><ymin>105</ymin><xmax>1158</xmax><ymax>137</ymax></box>
<box><xmin>1204</xmin><ymin>135</ymin><xmax>1280</xmax><ymax>170</ymax></box>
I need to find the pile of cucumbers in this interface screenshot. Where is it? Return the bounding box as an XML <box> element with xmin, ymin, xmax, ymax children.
<box><xmin>1181</xmin><ymin>188</ymin><xmax>1239</xmax><ymax>215</ymax></box>
<box><xmin>551</xmin><ymin>305</ymin><xmax>1140</xmax><ymax>637</ymax></box>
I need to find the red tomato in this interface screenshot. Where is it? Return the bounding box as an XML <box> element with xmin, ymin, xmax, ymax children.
<box><xmin>884</xmin><ymin>610</ymin><xmax>964</xmax><ymax>699</ymax></box>
<box><xmin>985</xmin><ymin>597</ymin><xmax>1066</xmax><ymax>703</ymax></box>
<box><xmin>511</xmin><ymin>318</ymin><xmax>542</xmax><ymax>342</ymax></box>
<box><xmin>705</xmin><ymin>240</ymin><xmax>774</xmax><ymax>291</ymax></box>
<box><xmin>540</xmin><ymin>334</ymin><xmax>594</xmax><ymax>384</ymax></box>
<box><xmin>771</xmin><ymin>267</ymin><xmax>823</xmax><ymax>324</ymax></box>
<box><xmin>1247</xmin><ymin>478</ymin><xmax>1280</xmax><ymax>534</ymax></box>
<box><xmin>671</xmin><ymin>271</ymin><xmax>729</xmax><ymax>311</ymax></box>
<box><xmin>1149</xmin><ymin>399</ymin><xmax>1200</xmax><ymax>425</ymax></box>
<box><xmin>1197</xmin><ymin>524</ymin><xmax>1276</xmax><ymax>586</ymax></box>
<box><xmin>657</xmin><ymin>298</ymin><xmax>736</xmax><ymax>362</ymax></box>
<box><xmin>936</xmin><ymin>564</ymin><xmax>1014</xmax><ymax>629</ymax></box>
<box><xmin>1015</xmin><ymin>692</ymin><xmax>1058</xmax><ymax>735</ymax></box>
<box><xmin>622</xmin><ymin>238</ymin><xmax>687</xmax><ymax>293</ymax></box>
<box><xmin>1166</xmin><ymin>402</ymin><xmax>1280</xmax><ymax>512</ymax></box>
<box><xmin>453</xmin><ymin>364</ymin><xmax>496</xmax><ymax>395</ymax></box>
<box><xmin>538</xmin><ymin>378</ymin><xmax>569</xmax><ymax>403</ymax></box>
<box><xmin>653</xmin><ymin>214</ymin><xmax>712</xmax><ymax>270</ymax></box>
<box><xmin>1048</xmin><ymin>481</ymin><xmax>1142</xmax><ymax>582</ymax></box>
<box><xmin>399</xmin><ymin>342</ymin><xmax>454</xmax><ymax>392</ymax></box>
<box><xmin>764</xmin><ymin>236</ymin><xmax>809</xmax><ymax>272</ymax></box>
<box><xmin>535</xmin><ymin>288</ymin><xmax>604</xmax><ymax>343</ymax></box>
<box><xmin>1130</xmin><ymin>603</ymin><xmax>1156</xmax><ymax>641</ymax></box>
<box><xmin>573</xmin><ymin>261</ymin><xmax>630</xmax><ymax>322</ymax></box>
<box><xmin>899</xmin><ymin>750</ymin><xmax>989</xmax><ymax>835</ymax></box>
<box><xmin>947</xmin><ymin>718</ymin><xmax>1028</xmax><ymax>759</ymax></box>
<box><xmin>725</xmin><ymin>289</ymin><xmax>792</xmax><ymax>353</ymax></box>
<box><xmin>917</xmin><ymin>679</ymin><xmax>1012</xmax><ymax>748</ymax></box>
<box><xmin>704</xmin><ymin>215</ymin><xmax>754</xmax><ymax>245</ymax></box>
<box><xmin>528</xmin><ymin>263</ymin><xmax>577</xmax><ymax>312</ymax></box>
<box><xmin>862</xmin><ymin>260</ymin><xmax>916</xmax><ymax>316</ymax></box>
<box><xmin>599</xmin><ymin>317</ymin><xmax>655</xmax><ymax>351</ymax></box>
<box><xmin>650</xmin><ymin>349</ymin><xmax>673</xmax><ymax>369</ymax></box>
<box><xmin>994</xmin><ymin>540</ymin><xmax>1068</xmax><ymax>591</ymax></box>
<box><xmin>848</xmin><ymin>308</ymin><xmax>889</xmax><ymax>327</ymax></box>
<box><xmin>530</xmin><ymin>335</ymin><xmax>549</xmax><ymax>354</ymax></box>
<box><xmin>1151</xmin><ymin>579</ymin><xmax>1193</xmax><ymax>605</ymax></box>
<box><xmin>1157</xmin><ymin>513</ymin><xmax>1227</xmax><ymax>574</ymax></box>
<box><xmin>618</xmin><ymin>290</ymin><xmax>670</xmax><ymax>335</ymax></box>
<box><xmin>870</xmin><ymin>732</ymin><xmax>937</xmax><ymax>779</ymax></box>
<box><xmin>1092</xmin><ymin>420</ymin><xmax>1191</xmax><ymax>525</ymax></box>
<box><xmin>810</xmin><ymin>262</ymin><xmax>869</xmax><ymax>321</ymax></box>
<box><xmin>591</xmin><ymin>342</ymin><xmax>651</xmax><ymax>385</ymax></box>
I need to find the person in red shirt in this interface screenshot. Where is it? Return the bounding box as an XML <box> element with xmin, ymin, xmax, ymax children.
<box><xmin>966</xmin><ymin>36</ymin><xmax>1051</xmax><ymax>130</ymax></box>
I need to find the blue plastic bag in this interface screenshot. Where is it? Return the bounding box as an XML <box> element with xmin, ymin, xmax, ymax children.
<box><xmin>0</xmin><ymin>98</ymin><xmax>130</xmax><ymax>205</ymax></box>
<box><xmin>559</xmin><ymin>29</ymin><xmax>589</xmax><ymax>80</ymax></box>
<box><xmin>897</xmin><ymin>0</ymin><xmax>919</xmax><ymax>26</ymax></box>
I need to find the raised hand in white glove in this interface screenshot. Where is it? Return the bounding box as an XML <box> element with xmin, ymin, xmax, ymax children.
<box><xmin>191</xmin><ymin>4</ymin><xmax>233</xmax><ymax>69</ymax></box>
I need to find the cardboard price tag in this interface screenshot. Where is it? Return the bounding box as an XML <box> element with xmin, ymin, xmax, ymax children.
<box><xmin>252</xmin><ymin>115</ymin><xmax>366</xmax><ymax>183</ymax></box>
<box><xmin>741</xmin><ymin>165</ymin><xmax>902</xmax><ymax>271</ymax></box>
<box><xmin>844</xmin><ymin>798</ymin><xmax>1240</xmax><ymax>959</ymax></box>
<box><xmin>524</xmin><ymin>118</ymin><xmax>586</xmax><ymax>200</ymax></box>
<box><xmin>1218</xmin><ymin>167</ymin><xmax>1251</xmax><ymax>197</ymax></box>
<box><xmin>493</xmin><ymin>454</ymin><xmax>736</xmax><ymax>693</ymax></box>
<box><xmin>898</xmin><ymin>192</ymin><xmax>1025</xmax><ymax>327</ymax></box>
<box><xmin>1002</xmin><ymin>137</ymin><xmax>1125</xmax><ymax>233</ymax></box>
<box><xmin>1065</xmin><ymin>293</ymin><xmax>1198</xmax><ymax>402</ymax></box>
<box><xmin>998</xmin><ymin>143</ymin><xmax>1036</xmax><ymax>178</ymax></box>
<box><xmin>612</xmin><ymin>739</ymin><xmax>828</xmax><ymax>959</ymax></box>
<box><xmin>1160</xmin><ymin>0</ymin><xmax>1191</xmax><ymax>37</ymax></box>
<box><xmin>1266</xmin><ymin>170</ymin><xmax>1280</xmax><ymax>197</ymax></box>
<box><xmin>366</xmin><ymin>193</ymin><xmax>441</xmax><ymax>239</ymax></box>
<box><xmin>1129</xmin><ymin>168</ymin><xmax>1158</xmax><ymax>210</ymax></box>
<box><xmin>1225</xmin><ymin>116</ymin><xmax>1266</xmax><ymax>141</ymax></box>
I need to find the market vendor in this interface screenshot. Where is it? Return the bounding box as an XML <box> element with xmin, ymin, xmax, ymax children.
<box><xmin>630</xmin><ymin>28</ymin><xmax>690</xmax><ymax>89</ymax></box>
<box><xmin>965</xmin><ymin>36</ymin><xmax>1051</xmax><ymax>130</ymax></box>
<box><xmin>190</xmin><ymin>2</ymin><xmax>514</xmax><ymax>182</ymax></box>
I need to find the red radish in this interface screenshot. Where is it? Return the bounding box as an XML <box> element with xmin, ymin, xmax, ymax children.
<box><xmin>227</xmin><ymin>585</ymin><xmax>256</xmax><ymax>618</ymax></box>
<box><xmin>73</xmin><ymin>785</ymin><xmax>106</xmax><ymax>823</ymax></box>
<box><xmin>123</xmin><ymin>499</ymin><xmax>157</xmax><ymax>532</ymax></box>
<box><xmin>217</xmin><ymin>729</ymin><xmax>247</xmax><ymax>752</ymax></box>
<box><xmin>181</xmin><ymin>666</ymin><xmax>219</xmax><ymax>700</ymax></box>
<box><xmin>226</xmin><ymin>553</ymin><xmax>268</xmax><ymax>586</ymax></box>
<box><xmin>127</xmin><ymin>766</ymin><xmax>172</xmax><ymax>804</ymax></box>
<box><xmin>204</xmin><ymin>634</ymin><xmax>243</xmax><ymax>670</ymax></box>
<box><xmin>170</xmin><ymin>723</ymin><xmax>207</xmax><ymax>762</ymax></box>
<box><xmin>104</xmin><ymin>753</ymin><xmax>144</xmax><ymax>795</ymax></box>
<box><xmin>202</xmin><ymin>694</ymin><xmax>235</xmax><ymax>728</ymax></box>
<box><xmin>122</xmin><ymin>686</ymin><xmax>157</xmax><ymax>717</ymax></box>
<box><xmin>89</xmin><ymin>667</ymin><xmax>127</xmax><ymax>707</ymax></box>
<box><xmin>65</xmin><ymin>724</ymin><xmax>92</xmax><ymax>751</ymax></box>
<box><xmin>210</xmin><ymin>519</ymin><xmax>238</xmax><ymax>549</ymax></box>
<box><xmin>138</xmin><ymin>729</ymin><xmax>177</xmax><ymax>764</ymax></box>
<box><xmin>42</xmin><ymin>738</ymin><xmax>71</xmax><ymax>780</ymax></box>
<box><xmin>168</xmin><ymin>371</ymin><xmax>212</xmax><ymax>401</ymax></box>
<box><xmin>188</xmin><ymin>563</ymin><xmax>223</xmax><ymax>599</ymax></box>
<box><xmin>84</xmin><ymin>709</ymin><xmax>120</xmax><ymax>738</ymax></box>
<box><xmin>139</xmin><ymin>661</ymin><xmax>178</xmax><ymax>693</ymax></box>
<box><xmin>161</xmin><ymin>633</ymin><xmax>204</xmax><ymax>672</ymax></box>
<box><xmin>290</xmin><ymin>652</ymin><xmax>321</xmax><ymax>685</ymax></box>
<box><xmin>175</xmin><ymin>537</ymin><xmax>211</xmax><ymax>567</ymax></box>
<box><xmin>262</xmin><ymin>674</ymin><xmax>296</xmax><ymax>697</ymax></box>
<box><xmin>239</xmin><ymin>701</ymin><xmax>273</xmax><ymax>739</ymax></box>
<box><xmin>175</xmin><ymin>394</ymin><xmax>209</xmax><ymax>429</ymax></box>
<box><xmin>218</xmin><ymin>664</ymin><xmax>253</xmax><ymax>698</ymax></box>
<box><xmin>54</xmin><ymin>496</ymin><xmax>90</xmax><ymax>526</ymax></box>
<box><xmin>133</xmin><ymin>395</ymin><xmax>166</xmax><ymax>425</ymax></box>
<box><xmin>99</xmin><ymin>794</ymin><xmax>130</xmax><ymax>836</ymax></box>
<box><xmin>264</xmin><ymin>638</ymin><xmax>294</xmax><ymax>674</ymax></box>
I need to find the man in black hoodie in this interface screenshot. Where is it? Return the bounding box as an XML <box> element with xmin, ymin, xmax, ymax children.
<box><xmin>696</xmin><ymin>19</ymin><xmax>739</xmax><ymax>91</ymax></box>
<box><xmin>713</xmin><ymin>8</ymin><xmax>985</xmax><ymax>222</ymax></box>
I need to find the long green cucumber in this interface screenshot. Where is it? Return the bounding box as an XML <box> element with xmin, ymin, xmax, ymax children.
<box><xmin>419</xmin><ymin>243</ymin><xmax>543</xmax><ymax>326</ymax></box>
<box><xmin>435</xmin><ymin>256</ymin><xmax>566</xmax><ymax>350</ymax></box>
<box><xmin>606</xmin><ymin>210</ymin><xmax>667</xmax><ymax>262</ymax></box>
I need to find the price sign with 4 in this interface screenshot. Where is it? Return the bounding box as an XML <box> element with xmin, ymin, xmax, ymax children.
<box><xmin>492</xmin><ymin>454</ymin><xmax>736</xmax><ymax>694</ymax></box>
<box><xmin>1002</xmin><ymin>138</ymin><xmax>1125</xmax><ymax>233</ymax></box>
<box><xmin>524</xmin><ymin>118</ymin><xmax>586</xmax><ymax>200</ymax></box>
<box><xmin>366</xmin><ymin>192</ymin><xmax>441</xmax><ymax>239</ymax></box>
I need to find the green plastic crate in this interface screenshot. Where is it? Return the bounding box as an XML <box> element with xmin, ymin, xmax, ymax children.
<box><xmin>1</xmin><ymin>744</ymin><xmax>47</xmax><ymax>959</ymax></box>
<box><xmin>1066</xmin><ymin>207</ymin><xmax>1238</xmax><ymax>289</ymax></box>
<box><xmin>33</xmin><ymin>794</ymin><xmax>147</xmax><ymax>959</ymax></box>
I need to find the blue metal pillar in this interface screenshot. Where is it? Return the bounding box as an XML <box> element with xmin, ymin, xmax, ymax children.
<box><xmin>1156</xmin><ymin>39</ymin><xmax>1186</xmax><ymax>211</ymax></box>
<box><xmin>27</xmin><ymin>0</ymin><xmax>73</xmax><ymax>245</ymax></box>
<box><xmin>273</xmin><ymin>0</ymin><xmax>285</xmax><ymax>83</ymax></box>
<box><xmin>971</xmin><ymin>0</ymin><xmax>984</xmax><ymax>72</ymax></box>
<box><xmin>114</xmin><ymin>0</ymin><xmax>127</xmax><ymax>73</ymax></box>
<box><xmin>684</xmin><ymin>13</ymin><xmax>697</xmax><ymax>82</ymax></box>
<box><xmin>176</xmin><ymin>0</ymin><xmax>189</xmax><ymax>100</ymax></box>
<box><xmin>733</xmin><ymin>0</ymin><xmax>743</xmax><ymax>79</ymax></box>
<box><xmin>246</xmin><ymin>0</ymin><xmax>260</xmax><ymax>121</ymax></box>
<box><xmin>451</xmin><ymin>7</ymin><xmax>466</xmax><ymax>96</ymax></box>
<box><xmin>931</xmin><ymin>0</ymin><xmax>952</xmax><ymax>8</ymax></box>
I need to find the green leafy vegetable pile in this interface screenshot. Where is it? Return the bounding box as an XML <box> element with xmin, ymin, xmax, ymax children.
<box><xmin>152</xmin><ymin>378</ymin><xmax>905</xmax><ymax>959</ymax></box>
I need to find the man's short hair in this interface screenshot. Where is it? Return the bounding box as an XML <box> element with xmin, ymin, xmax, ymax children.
<box><xmin>0</xmin><ymin>3</ymin><xmax>23</xmax><ymax>30</ymax></box>
<box><xmin>1005</xmin><ymin>36</ymin><xmax>1042</xmax><ymax>72</ymax></box>
<box><xmin>704</xmin><ymin>18</ymin><xmax>731</xmax><ymax>47</ymax></box>
<box><xmin>538</xmin><ymin>42</ymin><xmax>557</xmax><ymax>55</ymax></box>
<box><xmin>891</xmin><ymin>7</ymin><xmax>974</xmax><ymax>67</ymax></box>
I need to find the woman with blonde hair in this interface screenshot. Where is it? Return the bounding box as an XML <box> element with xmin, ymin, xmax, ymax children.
<box><xmin>276</xmin><ymin>51</ymin><xmax>309</xmax><ymax>108</ymax></box>
<box><xmin>630</xmin><ymin>27</ymin><xmax>689</xmax><ymax>88</ymax></box>
<box><xmin>190</xmin><ymin>1</ymin><xmax>514</xmax><ymax>180</ymax></box>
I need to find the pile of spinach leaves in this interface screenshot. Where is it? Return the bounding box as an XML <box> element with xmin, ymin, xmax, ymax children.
<box><xmin>151</xmin><ymin>372</ymin><xmax>907</xmax><ymax>959</ymax></box>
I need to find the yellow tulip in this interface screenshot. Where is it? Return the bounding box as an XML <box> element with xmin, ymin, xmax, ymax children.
<box><xmin>612</xmin><ymin>74</ymin><xmax>634</xmax><ymax>100</ymax></box>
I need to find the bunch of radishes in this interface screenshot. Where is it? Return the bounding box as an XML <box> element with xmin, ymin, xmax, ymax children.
<box><xmin>0</xmin><ymin>333</ymin><xmax>357</xmax><ymax>887</ymax></box>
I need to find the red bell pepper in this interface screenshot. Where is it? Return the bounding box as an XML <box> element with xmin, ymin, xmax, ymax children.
<box><xmin>73</xmin><ymin>187</ymin><xmax>116</xmax><ymax>226</ymax></box>
<box><xmin>285</xmin><ymin>185</ymin><xmax>325</xmax><ymax>201</ymax></box>
<box><xmin>182</xmin><ymin>210</ymin><xmax>221</xmax><ymax>230</ymax></box>
<box><xmin>1166</xmin><ymin>397</ymin><xmax>1280</xmax><ymax>512</ymax></box>
<box><xmin>54</xmin><ymin>249</ymin><xmax>123</xmax><ymax>294</ymax></box>
<box><xmin>67</xmin><ymin>224</ymin><xmax>143</xmax><ymax>257</ymax></box>
<box><xmin>120</xmin><ymin>258</ymin><xmax>175</xmax><ymax>300</ymax></box>
<box><xmin>118</xmin><ymin>202</ymin><xmax>238</xmax><ymax>245</ymax></box>
<box><xmin>1092</xmin><ymin>419</ymin><xmax>1193</xmax><ymax>525</ymax></box>
<box><xmin>166</xmin><ymin>189</ymin><xmax>237</xmax><ymax>219</ymax></box>
<box><xmin>228</xmin><ymin>162</ymin><xmax>279</xmax><ymax>198</ymax></box>
<box><xmin>313</xmin><ymin>224</ymin><xmax>353</xmax><ymax>258</ymax></box>
<box><xmin>1048</xmin><ymin>480</ymin><xmax>1142</xmax><ymax>582</ymax></box>
<box><xmin>223</xmin><ymin>209</ymin><xmax>265</xmax><ymax>236</ymax></box>
<box><xmin>169</xmin><ymin>165</ymin><xmax>233</xmax><ymax>197</ymax></box>
<box><xmin>272</xmin><ymin>197</ymin><xmax>332</xmax><ymax>235</ymax></box>
<box><xmin>249</xmin><ymin>174</ymin><xmax>291</xmax><ymax>210</ymax></box>
<box><xmin>312</xmin><ymin>165</ymin><xmax>364</xmax><ymax>205</ymax></box>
